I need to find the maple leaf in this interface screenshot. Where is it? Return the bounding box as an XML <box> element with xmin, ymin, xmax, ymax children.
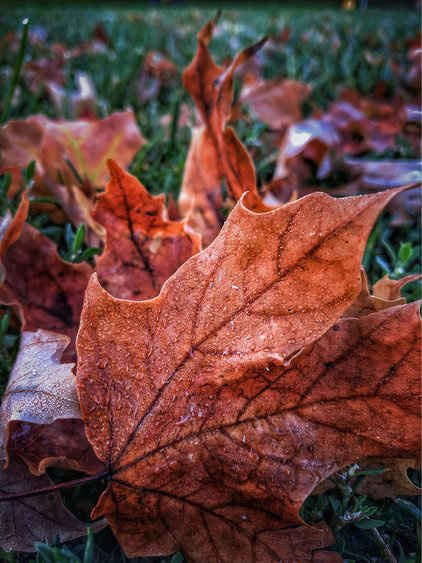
<box><xmin>180</xmin><ymin>14</ymin><xmax>269</xmax><ymax>246</ymax></box>
<box><xmin>93</xmin><ymin>160</ymin><xmax>201</xmax><ymax>300</ymax></box>
<box><xmin>76</xmin><ymin>187</ymin><xmax>418</xmax><ymax>561</ymax></box>
<box><xmin>0</xmin><ymin>196</ymin><xmax>92</xmax><ymax>361</ymax></box>
<box><xmin>0</xmin><ymin>457</ymin><xmax>105</xmax><ymax>552</ymax></box>
<box><xmin>0</xmin><ymin>329</ymin><xmax>103</xmax><ymax>476</ymax></box>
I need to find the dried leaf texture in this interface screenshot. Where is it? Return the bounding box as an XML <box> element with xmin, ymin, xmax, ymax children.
<box><xmin>93</xmin><ymin>160</ymin><xmax>200</xmax><ymax>300</ymax></box>
<box><xmin>0</xmin><ymin>330</ymin><xmax>102</xmax><ymax>475</ymax></box>
<box><xmin>76</xmin><ymin>189</ymin><xmax>412</xmax><ymax>561</ymax></box>
<box><xmin>0</xmin><ymin>199</ymin><xmax>92</xmax><ymax>361</ymax></box>
<box><xmin>0</xmin><ymin>457</ymin><xmax>105</xmax><ymax>552</ymax></box>
<box><xmin>181</xmin><ymin>15</ymin><xmax>268</xmax><ymax>246</ymax></box>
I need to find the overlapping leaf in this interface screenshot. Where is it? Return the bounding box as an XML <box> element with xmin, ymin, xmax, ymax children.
<box><xmin>181</xmin><ymin>14</ymin><xmax>269</xmax><ymax>245</ymax></box>
<box><xmin>76</xmin><ymin>186</ymin><xmax>418</xmax><ymax>561</ymax></box>
<box><xmin>0</xmin><ymin>197</ymin><xmax>92</xmax><ymax>361</ymax></box>
<box><xmin>0</xmin><ymin>329</ymin><xmax>102</xmax><ymax>476</ymax></box>
<box><xmin>93</xmin><ymin>160</ymin><xmax>200</xmax><ymax>300</ymax></box>
<box><xmin>0</xmin><ymin>457</ymin><xmax>105</xmax><ymax>552</ymax></box>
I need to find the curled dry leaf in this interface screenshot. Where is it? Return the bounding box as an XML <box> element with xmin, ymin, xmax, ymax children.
<box><xmin>76</xmin><ymin>188</ymin><xmax>414</xmax><ymax>561</ymax></box>
<box><xmin>93</xmin><ymin>160</ymin><xmax>201</xmax><ymax>300</ymax></box>
<box><xmin>0</xmin><ymin>196</ymin><xmax>92</xmax><ymax>361</ymax></box>
<box><xmin>0</xmin><ymin>329</ymin><xmax>103</xmax><ymax>476</ymax></box>
<box><xmin>0</xmin><ymin>456</ymin><xmax>105</xmax><ymax>552</ymax></box>
<box><xmin>273</xmin><ymin>119</ymin><xmax>341</xmax><ymax>182</ymax></box>
<box><xmin>181</xmin><ymin>14</ymin><xmax>269</xmax><ymax>246</ymax></box>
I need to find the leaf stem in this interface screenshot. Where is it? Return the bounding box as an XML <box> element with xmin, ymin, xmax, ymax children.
<box><xmin>0</xmin><ymin>18</ymin><xmax>29</xmax><ymax>124</ymax></box>
<box><xmin>0</xmin><ymin>471</ymin><xmax>108</xmax><ymax>503</ymax></box>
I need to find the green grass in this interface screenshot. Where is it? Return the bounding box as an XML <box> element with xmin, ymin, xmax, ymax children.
<box><xmin>0</xmin><ymin>5</ymin><xmax>420</xmax><ymax>562</ymax></box>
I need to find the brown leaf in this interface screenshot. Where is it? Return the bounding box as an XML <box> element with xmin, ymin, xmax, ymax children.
<box><xmin>0</xmin><ymin>329</ymin><xmax>103</xmax><ymax>476</ymax></box>
<box><xmin>179</xmin><ymin>127</ymin><xmax>224</xmax><ymax>246</ymax></box>
<box><xmin>93</xmin><ymin>160</ymin><xmax>200</xmax><ymax>300</ymax></box>
<box><xmin>0</xmin><ymin>111</ymin><xmax>145</xmax><ymax>235</ymax></box>
<box><xmin>0</xmin><ymin>456</ymin><xmax>105</xmax><ymax>552</ymax></box>
<box><xmin>373</xmin><ymin>273</ymin><xmax>421</xmax><ymax>301</ymax></box>
<box><xmin>273</xmin><ymin>120</ymin><xmax>340</xmax><ymax>182</ymax></box>
<box><xmin>76</xmin><ymin>188</ymin><xmax>414</xmax><ymax>561</ymax></box>
<box><xmin>181</xmin><ymin>15</ymin><xmax>269</xmax><ymax>246</ymax></box>
<box><xmin>240</xmin><ymin>78</ymin><xmax>311</xmax><ymax>129</ymax></box>
<box><xmin>0</xmin><ymin>197</ymin><xmax>92</xmax><ymax>361</ymax></box>
<box><xmin>39</xmin><ymin>110</ymin><xmax>145</xmax><ymax>190</ymax></box>
<box><xmin>343</xmin><ymin>269</ymin><xmax>405</xmax><ymax>318</ymax></box>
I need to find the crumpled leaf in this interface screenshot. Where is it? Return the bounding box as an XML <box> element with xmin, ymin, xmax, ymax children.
<box><xmin>0</xmin><ymin>456</ymin><xmax>105</xmax><ymax>552</ymax></box>
<box><xmin>93</xmin><ymin>160</ymin><xmax>201</xmax><ymax>300</ymax></box>
<box><xmin>240</xmin><ymin>78</ymin><xmax>311</xmax><ymax>129</ymax></box>
<box><xmin>181</xmin><ymin>14</ymin><xmax>269</xmax><ymax>246</ymax></box>
<box><xmin>0</xmin><ymin>197</ymin><xmax>92</xmax><ymax>361</ymax></box>
<box><xmin>0</xmin><ymin>329</ymin><xmax>103</xmax><ymax>476</ymax></box>
<box><xmin>76</xmin><ymin>187</ymin><xmax>414</xmax><ymax>561</ymax></box>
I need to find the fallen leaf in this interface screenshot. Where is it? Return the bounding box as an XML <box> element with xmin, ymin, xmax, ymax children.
<box><xmin>0</xmin><ymin>111</ymin><xmax>145</xmax><ymax>234</ymax></box>
<box><xmin>355</xmin><ymin>458</ymin><xmax>420</xmax><ymax>499</ymax></box>
<box><xmin>273</xmin><ymin>120</ymin><xmax>341</xmax><ymax>182</ymax></box>
<box><xmin>46</xmin><ymin>70</ymin><xmax>97</xmax><ymax>119</ymax></box>
<box><xmin>136</xmin><ymin>52</ymin><xmax>177</xmax><ymax>105</ymax></box>
<box><xmin>179</xmin><ymin>127</ymin><xmax>224</xmax><ymax>246</ymax></box>
<box><xmin>76</xmin><ymin>187</ymin><xmax>415</xmax><ymax>561</ymax></box>
<box><xmin>0</xmin><ymin>456</ymin><xmax>105</xmax><ymax>552</ymax></box>
<box><xmin>39</xmin><ymin>110</ymin><xmax>145</xmax><ymax>190</ymax></box>
<box><xmin>240</xmin><ymin>78</ymin><xmax>311</xmax><ymax>129</ymax></box>
<box><xmin>93</xmin><ymin>160</ymin><xmax>200</xmax><ymax>300</ymax></box>
<box><xmin>0</xmin><ymin>329</ymin><xmax>103</xmax><ymax>476</ymax></box>
<box><xmin>373</xmin><ymin>273</ymin><xmax>421</xmax><ymax>301</ymax></box>
<box><xmin>343</xmin><ymin>269</ymin><xmax>406</xmax><ymax>318</ymax></box>
<box><xmin>181</xmin><ymin>14</ymin><xmax>269</xmax><ymax>245</ymax></box>
<box><xmin>343</xmin><ymin>157</ymin><xmax>421</xmax><ymax>225</ymax></box>
<box><xmin>0</xmin><ymin>196</ymin><xmax>92</xmax><ymax>361</ymax></box>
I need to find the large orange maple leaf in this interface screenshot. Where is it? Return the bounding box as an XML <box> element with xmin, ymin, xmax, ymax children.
<box><xmin>76</xmin><ymin>187</ymin><xmax>420</xmax><ymax>561</ymax></box>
